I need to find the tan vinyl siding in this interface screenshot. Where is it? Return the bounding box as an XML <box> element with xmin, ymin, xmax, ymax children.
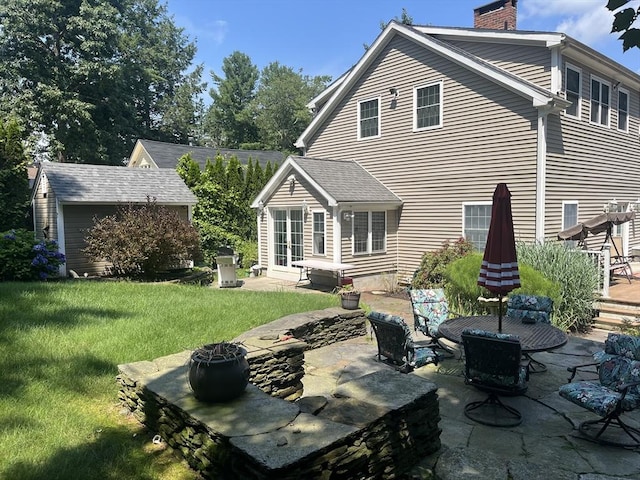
<box><xmin>546</xmin><ymin>58</ymin><xmax>640</xmax><ymax>248</ymax></box>
<box><xmin>306</xmin><ymin>35</ymin><xmax>540</xmax><ymax>276</ymax></box>
<box><xmin>445</xmin><ymin>40</ymin><xmax>552</xmax><ymax>89</ymax></box>
<box><xmin>33</xmin><ymin>176</ymin><xmax>57</xmax><ymax>241</ymax></box>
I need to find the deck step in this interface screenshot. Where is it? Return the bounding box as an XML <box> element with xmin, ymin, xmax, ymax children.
<box><xmin>593</xmin><ymin>299</ymin><xmax>640</xmax><ymax>330</ymax></box>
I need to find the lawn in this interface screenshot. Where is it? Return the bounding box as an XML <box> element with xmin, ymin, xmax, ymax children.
<box><xmin>0</xmin><ymin>281</ymin><xmax>338</xmax><ymax>479</ymax></box>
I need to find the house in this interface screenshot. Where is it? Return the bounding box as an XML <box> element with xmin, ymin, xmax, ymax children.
<box><xmin>252</xmin><ymin>0</ymin><xmax>640</xmax><ymax>289</ymax></box>
<box><xmin>31</xmin><ymin>162</ymin><xmax>197</xmax><ymax>276</ymax></box>
<box><xmin>127</xmin><ymin>139</ymin><xmax>285</xmax><ymax>170</ymax></box>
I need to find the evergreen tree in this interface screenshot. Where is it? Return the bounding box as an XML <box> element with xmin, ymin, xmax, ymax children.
<box><xmin>175</xmin><ymin>153</ymin><xmax>201</xmax><ymax>188</ymax></box>
<box><xmin>0</xmin><ymin>119</ymin><xmax>30</xmax><ymax>230</ymax></box>
<box><xmin>226</xmin><ymin>156</ymin><xmax>243</xmax><ymax>193</ymax></box>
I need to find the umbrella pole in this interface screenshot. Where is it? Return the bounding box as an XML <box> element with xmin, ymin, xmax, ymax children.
<box><xmin>498</xmin><ymin>294</ymin><xmax>503</xmax><ymax>333</ymax></box>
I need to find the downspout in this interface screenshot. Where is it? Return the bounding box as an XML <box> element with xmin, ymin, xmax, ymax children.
<box><xmin>535</xmin><ymin>111</ymin><xmax>548</xmax><ymax>243</ymax></box>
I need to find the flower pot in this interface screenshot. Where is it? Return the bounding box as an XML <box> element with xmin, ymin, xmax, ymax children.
<box><xmin>188</xmin><ymin>343</ymin><xmax>250</xmax><ymax>402</ymax></box>
<box><xmin>341</xmin><ymin>292</ymin><xmax>361</xmax><ymax>310</ymax></box>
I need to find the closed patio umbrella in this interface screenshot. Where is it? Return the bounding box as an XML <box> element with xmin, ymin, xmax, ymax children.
<box><xmin>477</xmin><ymin>183</ymin><xmax>521</xmax><ymax>332</ymax></box>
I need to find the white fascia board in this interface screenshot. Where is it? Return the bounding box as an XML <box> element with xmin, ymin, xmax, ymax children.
<box><xmin>249</xmin><ymin>156</ymin><xmax>338</xmax><ymax>207</ymax></box>
<box><xmin>415</xmin><ymin>26</ymin><xmax>563</xmax><ymax>48</ymax></box>
<box><xmin>306</xmin><ymin>71</ymin><xmax>349</xmax><ymax>109</ymax></box>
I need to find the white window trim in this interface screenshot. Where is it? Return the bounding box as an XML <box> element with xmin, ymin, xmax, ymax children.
<box><xmin>351</xmin><ymin>211</ymin><xmax>387</xmax><ymax>255</ymax></box>
<box><xmin>357</xmin><ymin>96</ymin><xmax>381</xmax><ymax>140</ymax></box>
<box><xmin>311</xmin><ymin>210</ymin><xmax>326</xmax><ymax>256</ymax></box>
<box><xmin>561</xmin><ymin>201</ymin><xmax>579</xmax><ymax>230</ymax></box>
<box><xmin>590</xmin><ymin>74</ymin><xmax>611</xmax><ymax>128</ymax></box>
<box><xmin>564</xmin><ymin>63</ymin><xmax>581</xmax><ymax>119</ymax></box>
<box><xmin>413</xmin><ymin>80</ymin><xmax>443</xmax><ymax>131</ymax></box>
<box><xmin>462</xmin><ymin>202</ymin><xmax>492</xmax><ymax>249</ymax></box>
<box><xmin>617</xmin><ymin>87</ymin><xmax>630</xmax><ymax>133</ymax></box>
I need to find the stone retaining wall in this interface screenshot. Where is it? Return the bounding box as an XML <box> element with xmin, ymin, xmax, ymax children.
<box><xmin>117</xmin><ymin>307</ymin><xmax>441</xmax><ymax>479</ymax></box>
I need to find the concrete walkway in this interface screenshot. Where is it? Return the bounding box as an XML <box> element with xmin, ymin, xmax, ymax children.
<box><xmin>235</xmin><ymin>277</ymin><xmax>640</xmax><ymax>479</ymax></box>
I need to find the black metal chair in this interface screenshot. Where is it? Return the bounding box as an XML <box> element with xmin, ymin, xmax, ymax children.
<box><xmin>367</xmin><ymin>311</ymin><xmax>439</xmax><ymax>373</ymax></box>
<box><xmin>409</xmin><ymin>288</ymin><xmax>455</xmax><ymax>357</ymax></box>
<box><xmin>462</xmin><ymin>329</ymin><xmax>529</xmax><ymax>427</ymax></box>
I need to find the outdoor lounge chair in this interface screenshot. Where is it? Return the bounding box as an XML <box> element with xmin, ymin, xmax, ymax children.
<box><xmin>506</xmin><ymin>294</ymin><xmax>554</xmax><ymax>373</ymax></box>
<box><xmin>559</xmin><ymin>333</ymin><xmax>640</xmax><ymax>448</ymax></box>
<box><xmin>462</xmin><ymin>329</ymin><xmax>529</xmax><ymax>427</ymax></box>
<box><xmin>409</xmin><ymin>288</ymin><xmax>455</xmax><ymax>356</ymax></box>
<box><xmin>367</xmin><ymin>311</ymin><xmax>439</xmax><ymax>373</ymax></box>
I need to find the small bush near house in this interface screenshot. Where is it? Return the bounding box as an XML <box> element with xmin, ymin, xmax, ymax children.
<box><xmin>412</xmin><ymin>237</ymin><xmax>474</xmax><ymax>289</ymax></box>
<box><xmin>517</xmin><ymin>241</ymin><xmax>599</xmax><ymax>332</ymax></box>
<box><xmin>83</xmin><ymin>199</ymin><xmax>201</xmax><ymax>279</ymax></box>
<box><xmin>445</xmin><ymin>253</ymin><xmax>561</xmax><ymax>317</ymax></box>
<box><xmin>0</xmin><ymin>228</ymin><xmax>66</xmax><ymax>281</ymax></box>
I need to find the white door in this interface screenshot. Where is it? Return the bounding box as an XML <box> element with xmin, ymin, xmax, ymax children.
<box><xmin>272</xmin><ymin>208</ymin><xmax>304</xmax><ymax>270</ymax></box>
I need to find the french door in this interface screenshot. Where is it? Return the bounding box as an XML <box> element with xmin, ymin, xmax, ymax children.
<box><xmin>273</xmin><ymin>208</ymin><xmax>304</xmax><ymax>268</ymax></box>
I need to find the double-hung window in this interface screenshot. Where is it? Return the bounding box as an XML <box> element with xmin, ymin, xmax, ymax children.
<box><xmin>463</xmin><ymin>204</ymin><xmax>492</xmax><ymax>251</ymax></box>
<box><xmin>358</xmin><ymin>98</ymin><xmax>380</xmax><ymax>139</ymax></box>
<box><xmin>414</xmin><ymin>81</ymin><xmax>443</xmax><ymax>130</ymax></box>
<box><xmin>618</xmin><ymin>88</ymin><xmax>629</xmax><ymax>132</ymax></box>
<box><xmin>565</xmin><ymin>65</ymin><xmax>581</xmax><ymax>118</ymax></box>
<box><xmin>590</xmin><ymin>76</ymin><xmax>610</xmax><ymax>126</ymax></box>
<box><xmin>312</xmin><ymin>211</ymin><xmax>325</xmax><ymax>255</ymax></box>
<box><xmin>562</xmin><ymin>201</ymin><xmax>578</xmax><ymax>248</ymax></box>
<box><xmin>353</xmin><ymin>211</ymin><xmax>386</xmax><ymax>254</ymax></box>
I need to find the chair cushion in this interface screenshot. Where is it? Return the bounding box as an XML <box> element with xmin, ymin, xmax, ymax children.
<box><xmin>412</xmin><ymin>346</ymin><xmax>439</xmax><ymax>368</ymax></box>
<box><xmin>603</xmin><ymin>333</ymin><xmax>640</xmax><ymax>361</ymax></box>
<box><xmin>598</xmin><ymin>357</ymin><xmax>640</xmax><ymax>396</ymax></box>
<box><xmin>468</xmin><ymin>364</ymin><xmax>528</xmax><ymax>389</ymax></box>
<box><xmin>506</xmin><ymin>295</ymin><xmax>553</xmax><ymax>324</ymax></box>
<box><xmin>559</xmin><ymin>381</ymin><xmax>640</xmax><ymax>417</ymax></box>
<box><xmin>410</xmin><ymin>289</ymin><xmax>448</xmax><ymax>337</ymax></box>
<box><xmin>463</xmin><ymin>328</ymin><xmax>519</xmax><ymax>342</ymax></box>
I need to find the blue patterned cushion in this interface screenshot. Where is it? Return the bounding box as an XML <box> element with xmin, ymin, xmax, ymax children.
<box><xmin>506</xmin><ymin>294</ymin><xmax>553</xmax><ymax>324</ymax></box>
<box><xmin>604</xmin><ymin>333</ymin><xmax>640</xmax><ymax>361</ymax></box>
<box><xmin>410</xmin><ymin>289</ymin><xmax>449</xmax><ymax>337</ymax></box>
<box><xmin>463</xmin><ymin>328</ymin><xmax>519</xmax><ymax>342</ymax></box>
<box><xmin>412</xmin><ymin>347</ymin><xmax>439</xmax><ymax>368</ymax></box>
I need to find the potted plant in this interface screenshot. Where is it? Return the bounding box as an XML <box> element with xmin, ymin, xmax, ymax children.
<box><xmin>338</xmin><ymin>284</ymin><xmax>361</xmax><ymax>310</ymax></box>
<box><xmin>188</xmin><ymin>342</ymin><xmax>250</xmax><ymax>402</ymax></box>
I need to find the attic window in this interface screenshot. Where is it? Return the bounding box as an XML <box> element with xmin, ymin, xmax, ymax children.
<box><xmin>358</xmin><ymin>98</ymin><xmax>380</xmax><ymax>139</ymax></box>
<box><xmin>40</xmin><ymin>174</ymin><xmax>48</xmax><ymax>197</ymax></box>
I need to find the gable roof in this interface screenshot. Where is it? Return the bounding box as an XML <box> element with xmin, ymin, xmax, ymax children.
<box><xmin>35</xmin><ymin>162</ymin><xmax>197</xmax><ymax>205</ymax></box>
<box><xmin>129</xmin><ymin>139</ymin><xmax>285</xmax><ymax>169</ymax></box>
<box><xmin>297</xmin><ymin>21</ymin><xmax>576</xmax><ymax>149</ymax></box>
<box><xmin>252</xmin><ymin>156</ymin><xmax>402</xmax><ymax>208</ymax></box>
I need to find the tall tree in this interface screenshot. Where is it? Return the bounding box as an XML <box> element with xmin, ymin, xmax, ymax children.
<box><xmin>607</xmin><ymin>0</ymin><xmax>640</xmax><ymax>51</ymax></box>
<box><xmin>0</xmin><ymin>0</ymin><xmax>199</xmax><ymax>164</ymax></box>
<box><xmin>205</xmin><ymin>51</ymin><xmax>259</xmax><ymax>148</ymax></box>
<box><xmin>0</xmin><ymin>119</ymin><xmax>30</xmax><ymax>230</ymax></box>
<box><xmin>253</xmin><ymin>62</ymin><xmax>330</xmax><ymax>152</ymax></box>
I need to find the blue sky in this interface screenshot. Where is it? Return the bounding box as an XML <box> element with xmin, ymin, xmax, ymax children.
<box><xmin>164</xmin><ymin>0</ymin><xmax>640</xmax><ymax>86</ymax></box>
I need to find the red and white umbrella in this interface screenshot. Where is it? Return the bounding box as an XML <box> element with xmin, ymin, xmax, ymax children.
<box><xmin>477</xmin><ymin>183</ymin><xmax>521</xmax><ymax>332</ymax></box>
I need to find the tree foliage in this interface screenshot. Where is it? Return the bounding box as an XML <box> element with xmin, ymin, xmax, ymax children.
<box><xmin>0</xmin><ymin>119</ymin><xmax>30</xmax><ymax>230</ymax></box>
<box><xmin>0</xmin><ymin>0</ymin><xmax>200</xmax><ymax>164</ymax></box>
<box><xmin>607</xmin><ymin>0</ymin><xmax>640</xmax><ymax>51</ymax></box>
<box><xmin>253</xmin><ymin>62</ymin><xmax>330</xmax><ymax>152</ymax></box>
<box><xmin>83</xmin><ymin>199</ymin><xmax>201</xmax><ymax>278</ymax></box>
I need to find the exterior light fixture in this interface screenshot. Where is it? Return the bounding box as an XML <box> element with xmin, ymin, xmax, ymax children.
<box><xmin>343</xmin><ymin>211</ymin><xmax>354</xmax><ymax>221</ymax></box>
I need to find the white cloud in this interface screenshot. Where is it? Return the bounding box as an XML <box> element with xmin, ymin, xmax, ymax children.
<box><xmin>556</xmin><ymin>6</ymin><xmax>614</xmax><ymax>45</ymax></box>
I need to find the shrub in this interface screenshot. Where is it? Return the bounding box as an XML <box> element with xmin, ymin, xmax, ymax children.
<box><xmin>412</xmin><ymin>237</ymin><xmax>474</xmax><ymax>289</ymax></box>
<box><xmin>83</xmin><ymin>199</ymin><xmax>201</xmax><ymax>279</ymax></box>
<box><xmin>445</xmin><ymin>253</ymin><xmax>560</xmax><ymax>317</ymax></box>
<box><xmin>516</xmin><ymin>241</ymin><xmax>599</xmax><ymax>332</ymax></box>
<box><xmin>0</xmin><ymin>229</ymin><xmax>66</xmax><ymax>281</ymax></box>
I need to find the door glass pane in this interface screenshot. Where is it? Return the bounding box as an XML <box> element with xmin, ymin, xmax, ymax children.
<box><xmin>273</xmin><ymin>210</ymin><xmax>287</xmax><ymax>266</ymax></box>
<box><xmin>290</xmin><ymin>209</ymin><xmax>304</xmax><ymax>262</ymax></box>
<box><xmin>353</xmin><ymin>212</ymin><xmax>368</xmax><ymax>253</ymax></box>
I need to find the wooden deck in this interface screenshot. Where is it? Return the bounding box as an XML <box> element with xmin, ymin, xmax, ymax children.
<box><xmin>608</xmin><ymin>272</ymin><xmax>640</xmax><ymax>306</ymax></box>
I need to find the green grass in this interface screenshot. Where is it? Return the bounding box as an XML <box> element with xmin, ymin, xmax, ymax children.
<box><xmin>0</xmin><ymin>281</ymin><xmax>337</xmax><ymax>479</ymax></box>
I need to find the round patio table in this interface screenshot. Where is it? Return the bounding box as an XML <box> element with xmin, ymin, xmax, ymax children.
<box><xmin>438</xmin><ymin>315</ymin><xmax>568</xmax><ymax>353</ymax></box>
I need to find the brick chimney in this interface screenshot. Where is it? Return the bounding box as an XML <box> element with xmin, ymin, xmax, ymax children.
<box><xmin>474</xmin><ymin>0</ymin><xmax>517</xmax><ymax>30</ymax></box>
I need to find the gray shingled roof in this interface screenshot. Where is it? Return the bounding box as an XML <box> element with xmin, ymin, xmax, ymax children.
<box><xmin>138</xmin><ymin>139</ymin><xmax>285</xmax><ymax>169</ymax></box>
<box><xmin>293</xmin><ymin>156</ymin><xmax>401</xmax><ymax>204</ymax></box>
<box><xmin>41</xmin><ymin>162</ymin><xmax>197</xmax><ymax>204</ymax></box>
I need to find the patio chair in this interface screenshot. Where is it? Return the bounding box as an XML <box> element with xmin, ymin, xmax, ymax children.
<box><xmin>409</xmin><ymin>288</ymin><xmax>455</xmax><ymax>357</ymax></box>
<box><xmin>506</xmin><ymin>294</ymin><xmax>554</xmax><ymax>373</ymax></box>
<box><xmin>461</xmin><ymin>329</ymin><xmax>529</xmax><ymax>427</ymax></box>
<box><xmin>367</xmin><ymin>311</ymin><xmax>439</xmax><ymax>373</ymax></box>
<box><xmin>559</xmin><ymin>332</ymin><xmax>640</xmax><ymax>448</ymax></box>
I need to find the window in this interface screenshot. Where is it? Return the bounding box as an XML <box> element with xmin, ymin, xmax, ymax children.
<box><xmin>414</xmin><ymin>81</ymin><xmax>442</xmax><ymax>130</ymax></box>
<box><xmin>562</xmin><ymin>202</ymin><xmax>578</xmax><ymax>230</ymax></box>
<box><xmin>358</xmin><ymin>98</ymin><xmax>380</xmax><ymax>139</ymax></box>
<box><xmin>590</xmin><ymin>77</ymin><xmax>610</xmax><ymax>126</ymax></box>
<box><xmin>464</xmin><ymin>204</ymin><xmax>492</xmax><ymax>251</ymax></box>
<box><xmin>312</xmin><ymin>211</ymin><xmax>325</xmax><ymax>255</ymax></box>
<box><xmin>353</xmin><ymin>211</ymin><xmax>386</xmax><ymax>254</ymax></box>
<box><xmin>618</xmin><ymin>89</ymin><xmax>629</xmax><ymax>132</ymax></box>
<box><xmin>565</xmin><ymin>65</ymin><xmax>581</xmax><ymax>118</ymax></box>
